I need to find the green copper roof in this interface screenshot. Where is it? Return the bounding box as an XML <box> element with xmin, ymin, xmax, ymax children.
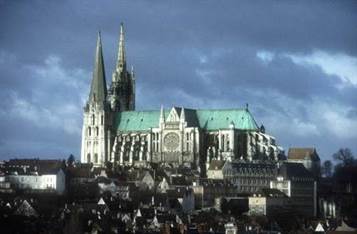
<box><xmin>114</xmin><ymin>108</ymin><xmax>258</xmax><ymax>132</ymax></box>
<box><xmin>196</xmin><ymin>109</ymin><xmax>258</xmax><ymax>130</ymax></box>
<box><xmin>115</xmin><ymin>110</ymin><xmax>167</xmax><ymax>132</ymax></box>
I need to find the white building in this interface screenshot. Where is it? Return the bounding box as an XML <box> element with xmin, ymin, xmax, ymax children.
<box><xmin>5</xmin><ymin>159</ymin><xmax>66</xmax><ymax>195</ymax></box>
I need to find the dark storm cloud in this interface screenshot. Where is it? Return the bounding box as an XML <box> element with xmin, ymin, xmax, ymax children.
<box><xmin>0</xmin><ymin>0</ymin><xmax>356</xmax><ymax>160</ymax></box>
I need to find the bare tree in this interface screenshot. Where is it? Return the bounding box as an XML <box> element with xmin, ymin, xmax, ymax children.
<box><xmin>333</xmin><ymin>148</ymin><xmax>354</xmax><ymax>166</ymax></box>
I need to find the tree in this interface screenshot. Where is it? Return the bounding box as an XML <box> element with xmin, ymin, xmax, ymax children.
<box><xmin>67</xmin><ymin>154</ymin><xmax>76</xmax><ymax>167</ymax></box>
<box><xmin>321</xmin><ymin>160</ymin><xmax>333</xmax><ymax>177</ymax></box>
<box><xmin>333</xmin><ymin>148</ymin><xmax>354</xmax><ymax>166</ymax></box>
<box><xmin>105</xmin><ymin>161</ymin><xmax>113</xmax><ymax>177</ymax></box>
<box><xmin>105</xmin><ymin>161</ymin><xmax>113</xmax><ymax>171</ymax></box>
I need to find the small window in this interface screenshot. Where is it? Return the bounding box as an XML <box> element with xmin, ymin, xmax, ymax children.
<box><xmin>88</xmin><ymin>127</ymin><xmax>91</xmax><ymax>136</ymax></box>
<box><xmin>96</xmin><ymin>127</ymin><xmax>99</xmax><ymax>136</ymax></box>
<box><xmin>87</xmin><ymin>153</ymin><xmax>91</xmax><ymax>163</ymax></box>
<box><xmin>101</xmin><ymin>115</ymin><xmax>104</xmax><ymax>125</ymax></box>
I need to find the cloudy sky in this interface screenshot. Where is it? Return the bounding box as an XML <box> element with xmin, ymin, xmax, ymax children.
<box><xmin>0</xmin><ymin>0</ymin><xmax>356</xmax><ymax>161</ymax></box>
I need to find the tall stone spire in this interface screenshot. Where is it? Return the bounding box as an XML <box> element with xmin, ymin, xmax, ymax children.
<box><xmin>109</xmin><ymin>23</ymin><xmax>135</xmax><ymax>111</ymax></box>
<box><xmin>89</xmin><ymin>32</ymin><xmax>107</xmax><ymax>104</ymax></box>
<box><xmin>116</xmin><ymin>22</ymin><xmax>126</xmax><ymax>74</ymax></box>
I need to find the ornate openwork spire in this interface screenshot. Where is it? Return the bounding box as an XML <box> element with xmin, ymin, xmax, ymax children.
<box><xmin>116</xmin><ymin>22</ymin><xmax>126</xmax><ymax>73</ymax></box>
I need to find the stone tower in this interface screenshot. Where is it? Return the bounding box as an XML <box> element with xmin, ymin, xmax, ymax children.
<box><xmin>81</xmin><ymin>32</ymin><xmax>110</xmax><ymax>166</ymax></box>
<box><xmin>108</xmin><ymin>23</ymin><xmax>135</xmax><ymax>112</ymax></box>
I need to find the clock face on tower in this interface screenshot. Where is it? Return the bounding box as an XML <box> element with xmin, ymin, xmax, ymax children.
<box><xmin>164</xmin><ymin>132</ymin><xmax>180</xmax><ymax>151</ymax></box>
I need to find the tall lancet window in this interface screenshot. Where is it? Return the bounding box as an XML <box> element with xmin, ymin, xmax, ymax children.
<box><xmin>91</xmin><ymin>114</ymin><xmax>95</xmax><ymax>125</ymax></box>
<box><xmin>222</xmin><ymin>135</ymin><xmax>225</xmax><ymax>150</ymax></box>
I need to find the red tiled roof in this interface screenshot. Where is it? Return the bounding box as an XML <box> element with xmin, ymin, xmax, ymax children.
<box><xmin>288</xmin><ymin>148</ymin><xmax>320</xmax><ymax>161</ymax></box>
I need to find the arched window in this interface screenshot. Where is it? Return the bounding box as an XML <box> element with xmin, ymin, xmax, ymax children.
<box><xmin>87</xmin><ymin>153</ymin><xmax>91</xmax><ymax>163</ymax></box>
<box><xmin>88</xmin><ymin>127</ymin><xmax>91</xmax><ymax>136</ymax></box>
<box><xmin>96</xmin><ymin>127</ymin><xmax>99</xmax><ymax>136</ymax></box>
<box><xmin>94</xmin><ymin>153</ymin><xmax>98</xmax><ymax>163</ymax></box>
<box><xmin>101</xmin><ymin>115</ymin><xmax>104</xmax><ymax>125</ymax></box>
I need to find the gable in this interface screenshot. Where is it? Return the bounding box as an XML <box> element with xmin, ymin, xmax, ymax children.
<box><xmin>166</xmin><ymin>107</ymin><xmax>180</xmax><ymax>122</ymax></box>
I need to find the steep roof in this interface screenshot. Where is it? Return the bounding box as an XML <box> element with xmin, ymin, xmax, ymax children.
<box><xmin>196</xmin><ymin>108</ymin><xmax>258</xmax><ymax>131</ymax></box>
<box><xmin>232</xmin><ymin>162</ymin><xmax>277</xmax><ymax>176</ymax></box>
<box><xmin>115</xmin><ymin>110</ymin><xmax>165</xmax><ymax>132</ymax></box>
<box><xmin>288</xmin><ymin>148</ymin><xmax>320</xmax><ymax>161</ymax></box>
<box><xmin>14</xmin><ymin>200</ymin><xmax>38</xmax><ymax>217</ymax></box>
<box><xmin>260</xmin><ymin>188</ymin><xmax>288</xmax><ymax>198</ymax></box>
<box><xmin>6</xmin><ymin>159</ymin><xmax>63</xmax><ymax>175</ymax></box>
<box><xmin>278</xmin><ymin>162</ymin><xmax>314</xmax><ymax>179</ymax></box>
<box><xmin>114</xmin><ymin>108</ymin><xmax>258</xmax><ymax>132</ymax></box>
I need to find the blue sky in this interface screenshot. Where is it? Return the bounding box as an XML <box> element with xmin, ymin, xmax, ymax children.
<box><xmin>0</xmin><ymin>0</ymin><xmax>356</xmax><ymax>161</ymax></box>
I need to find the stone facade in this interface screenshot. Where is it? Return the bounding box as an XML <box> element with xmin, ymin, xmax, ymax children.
<box><xmin>80</xmin><ymin>24</ymin><xmax>282</xmax><ymax>171</ymax></box>
<box><xmin>270</xmin><ymin>162</ymin><xmax>317</xmax><ymax>217</ymax></box>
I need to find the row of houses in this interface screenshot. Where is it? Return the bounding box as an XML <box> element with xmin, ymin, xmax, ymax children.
<box><xmin>206</xmin><ymin>148</ymin><xmax>321</xmax><ymax>217</ymax></box>
<box><xmin>0</xmin><ymin>159</ymin><xmax>65</xmax><ymax>194</ymax></box>
<box><xmin>0</xmin><ymin>147</ymin><xmax>339</xmax><ymax>221</ymax></box>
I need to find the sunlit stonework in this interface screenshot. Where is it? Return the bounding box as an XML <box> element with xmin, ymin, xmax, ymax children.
<box><xmin>80</xmin><ymin>24</ymin><xmax>283</xmax><ymax>170</ymax></box>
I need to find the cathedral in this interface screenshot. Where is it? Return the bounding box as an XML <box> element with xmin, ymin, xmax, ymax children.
<box><xmin>80</xmin><ymin>24</ymin><xmax>282</xmax><ymax>170</ymax></box>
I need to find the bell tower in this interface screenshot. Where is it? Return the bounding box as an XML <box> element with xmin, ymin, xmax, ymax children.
<box><xmin>81</xmin><ymin>32</ymin><xmax>110</xmax><ymax>166</ymax></box>
<box><xmin>109</xmin><ymin>23</ymin><xmax>135</xmax><ymax>112</ymax></box>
